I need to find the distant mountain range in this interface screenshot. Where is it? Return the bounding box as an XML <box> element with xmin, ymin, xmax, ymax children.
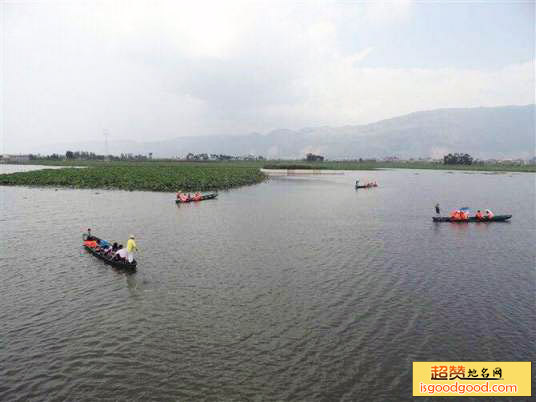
<box><xmin>37</xmin><ymin>105</ymin><xmax>535</xmax><ymax>159</ymax></box>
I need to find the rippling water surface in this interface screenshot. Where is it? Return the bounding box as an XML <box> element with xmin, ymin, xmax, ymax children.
<box><xmin>1</xmin><ymin>168</ymin><xmax>534</xmax><ymax>401</ymax></box>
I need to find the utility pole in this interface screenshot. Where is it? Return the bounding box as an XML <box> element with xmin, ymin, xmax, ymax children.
<box><xmin>103</xmin><ymin>129</ymin><xmax>110</xmax><ymax>161</ymax></box>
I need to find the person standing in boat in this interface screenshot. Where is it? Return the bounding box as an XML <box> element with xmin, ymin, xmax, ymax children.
<box><xmin>435</xmin><ymin>203</ymin><xmax>440</xmax><ymax>216</ymax></box>
<box><xmin>355</xmin><ymin>179</ymin><xmax>359</xmax><ymax>188</ymax></box>
<box><xmin>127</xmin><ymin>235</ymin><xmax>139</xmax><ymax>263</ymax></box>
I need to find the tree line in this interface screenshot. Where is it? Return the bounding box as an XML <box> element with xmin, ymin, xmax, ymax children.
<box><xmin>443</xmin><ymin>153</ymin><xmax>473</xmax><ymax>165</ymax></box>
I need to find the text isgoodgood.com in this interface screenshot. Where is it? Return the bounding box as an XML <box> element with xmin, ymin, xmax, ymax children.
<box><xmin>420</xmin><ymin>381</ymin><xmax>518</xmax><ymax>395</ymax></box>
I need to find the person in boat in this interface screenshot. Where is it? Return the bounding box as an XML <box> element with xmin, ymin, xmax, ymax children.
<box><xmin>450</xmin><ymin>210</ymin><xmax>466</xmax><ymax>221</ymax></box>
<box><xmin>456</xmin><ymin>209</ymin><xmax>469</xmax><ymax>220</ymax></box>
<box><xmin>435</xmin><ymin>203</ymin><xmax>440</xmax><ymax>216</ymax></box>
<box><xmin>126</xmin><ymin>235</ymin><xmax>138</xmax><ymax>263</ymax></box>
<box><xmin>114</xmin><ymin>245</ymin><xmax>127</xmax><ymax>261</ymax></box>
<box><xmin>103</xmin><ymin>244</ymin><xmax>113</xmax><ymax>256</ymax></box>
<box><xmin>355</xmin><ymin>179</ymin><xmax>359</xmax><ymax>188</ymax></box>
<box><xmin>475</xmin><ymin>210</ymin><xmax>484</xmax><ymax>220</ymax></box>
<box><xmin>485</xmin><ymin>209</ymin><xmax>494</xmax><ymax>220</ymax></box>
<box><xmin>86</xmin><ymin>228</ymin><xmax>95</xmax><ymax>241</ymax></box>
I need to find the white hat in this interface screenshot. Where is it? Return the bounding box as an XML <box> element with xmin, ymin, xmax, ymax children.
<box><xmin>130</xmin><ymin>235</ymin><xmax>135</xmax><ymax>239</ymax></box>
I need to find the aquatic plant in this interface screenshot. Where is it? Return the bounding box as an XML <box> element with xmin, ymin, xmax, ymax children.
<box><xmin>0</xmin><ymin>165</ymin><xmax>266</xmax><ymax>192</ymax></box>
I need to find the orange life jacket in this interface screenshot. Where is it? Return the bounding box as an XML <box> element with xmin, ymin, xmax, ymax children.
<box><xmin>84</xmin><ymin>240</ymin><xmax>97</xmax><ymax>248</ymax></box>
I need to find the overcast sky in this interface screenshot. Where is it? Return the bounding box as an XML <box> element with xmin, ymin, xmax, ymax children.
<box><xmin>2</xmin><ymin>0</ymin><xmax>534</xmax><ymax>153</ymax></box>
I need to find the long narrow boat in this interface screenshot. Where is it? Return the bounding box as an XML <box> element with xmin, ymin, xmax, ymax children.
<box><xmin>175</xmin><ymin>193</ymin><xmax>218</xmax><ymax>203</ymax></box>
<box><xmin>83</xmin><ymin>235</ymin><xmax>137</xmax><ymax>270</ymax></box>
<box><xmin>355</xmin><ymin>185</ymin><xmax>378</xmax><ymax>189</ymax></box>
<box><xmin>432</xmin><ymin>215</ymin><xmax>512</xmax><ymax>223</ymax></box>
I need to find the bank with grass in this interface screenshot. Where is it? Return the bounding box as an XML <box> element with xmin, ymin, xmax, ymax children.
<box><xmin>262</xmin><ymin>161</ymin><xmax>536</xmax><ymax>173</ymax></box>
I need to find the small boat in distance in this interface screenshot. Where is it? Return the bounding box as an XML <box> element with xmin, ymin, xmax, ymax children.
<box><xmin>355</xmin><ymin>181</ymin><xmax>378</xmax><ymax>189</ymax></box>
<box><xmin>432</xmin><ymin>215</ymin><xmax>512</xmax><ymax>223</ymax></box>
<box><xmin>82</xmin><ymin>234</ymin><xmax>137</xmax><ymax>270</ymax></box>
<box><xmin>176</xmin><ymin>192</ymin><xmax>218</xmax><ymax>203</ymax></box>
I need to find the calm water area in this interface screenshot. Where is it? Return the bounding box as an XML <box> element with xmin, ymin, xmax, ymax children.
<box><xmin>1</xmin><ymin>166</ymin><xmax>534</xmax><ymax>401</ymax></box>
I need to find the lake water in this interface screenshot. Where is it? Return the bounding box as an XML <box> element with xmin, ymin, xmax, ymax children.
<box><xmin>1</xmin><ymin>168</ymin><xmax>534</xmax><ymax>401</ymax></box>
<box><xmin>0</xmin><ymin>164</ymin><xmax>68</xmax><ymax>174</ymax></box>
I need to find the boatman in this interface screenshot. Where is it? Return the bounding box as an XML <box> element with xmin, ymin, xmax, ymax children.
<box><xmin>435</xmin><ymin>203</ymin><xmax>440</xmax><ymax>216</ymax></box>
<box><xmin>127</xmin><ymin>235</ymin><xmax>139</xmax><ymax>263</ymax></box>
<box><xmin>355</xmin><ymin>179</ymin><xmax>359</xmax><ymax>188</ymax></box>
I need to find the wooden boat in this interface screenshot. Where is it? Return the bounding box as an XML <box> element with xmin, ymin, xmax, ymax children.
<box><xmin>355</xmin><ymin>184</ymin><xmax>378</xmax><ymax>189</ymax></box>
<box><xmin>175</xmin><ymin>192</ymin><xmax>218</xmax><ymax>203</ymax></box>
<box><xmin>432</xmin><ymin>215</ymin><xmax>512</xmax><ymax>223</ymax></box>
<box><xmin>82</xmin><ymin>234</ymin><xmax>137</xmax><ymax>270</ymax></box>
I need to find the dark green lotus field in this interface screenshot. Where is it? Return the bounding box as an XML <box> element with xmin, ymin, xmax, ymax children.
<box><xmin>0</xmin><ymin>165</ymin><xmax>266</xmax><ymax>192</ymax></box>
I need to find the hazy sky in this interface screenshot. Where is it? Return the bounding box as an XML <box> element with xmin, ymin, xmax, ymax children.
<box><xmin>2</xmin><ymin>0</ymin><xmax>534</xmax><ymax>152</ymax></box>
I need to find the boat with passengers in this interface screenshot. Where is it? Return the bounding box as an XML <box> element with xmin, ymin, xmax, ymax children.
<box><xmin>83</xmin><ymin>232</ymin><xmax>137</xmax><ymax>270</ymax></box>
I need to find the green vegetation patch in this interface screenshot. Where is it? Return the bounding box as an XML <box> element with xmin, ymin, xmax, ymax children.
<box><xmin>6</xmin><ymin>158</ymin><xmax>535</xmax><ymax>173</ymax></box>
<box><xmin>0</xmin><ymin>165</ymin><xmax>266</xmax><ymax>192</ymax></box>
<box><xmin>375</xmin><ymin>162</ymin><xmax>536</xmax><ymax>173</ymax></box>
<box><xmin>263</xmin><ymin>161</ymin><xmax>535</xmax><ymax>173</ymax></box>
<box><xmin>263</xmin><ymin>164</ymin><xmax>327</xmax><ymax>170</ymax></box>
<box><xmin>263</xmin><ymin>161</ymin><xmax>378</xmax><ymax>170</ymax></box>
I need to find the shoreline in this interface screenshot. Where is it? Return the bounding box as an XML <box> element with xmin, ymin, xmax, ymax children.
<box><xmin>3</xmin><ymin>159</ymin><xmax>535</xmax><ymax>173</ymax></box>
